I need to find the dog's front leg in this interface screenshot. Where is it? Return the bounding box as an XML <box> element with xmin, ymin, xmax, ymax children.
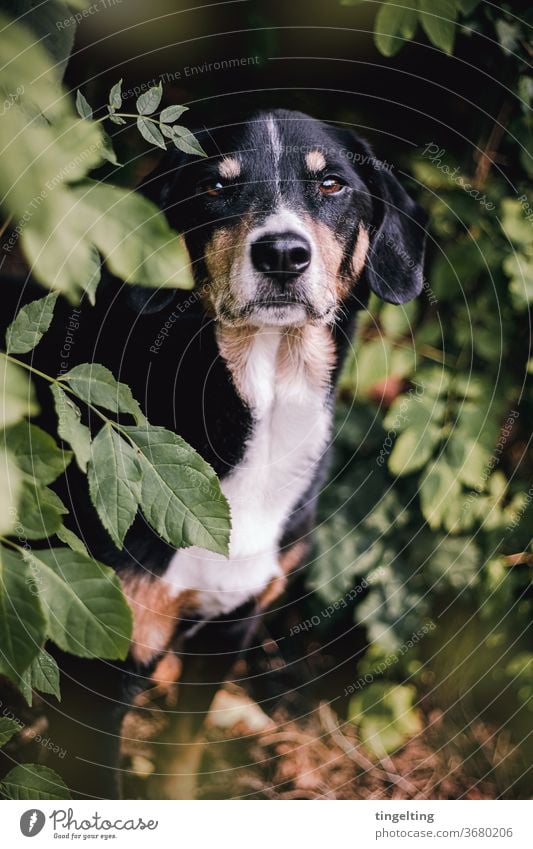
<box><xmin>147</xmin><ymin>604</ymin><xmax>262</xmax><ymax>799</ymax></box>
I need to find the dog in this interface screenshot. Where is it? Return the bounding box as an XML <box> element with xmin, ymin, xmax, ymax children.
<box><xmin>3</xmin><ymin>109</ymin><xmax>427</xmax><ymax>798</ymax></box>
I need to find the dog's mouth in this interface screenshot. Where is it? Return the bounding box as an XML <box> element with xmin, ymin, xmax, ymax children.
<box><xmin>230</xmin><ymin>295</ymin><xmax>325</xmax><ymax>325</ymax></box>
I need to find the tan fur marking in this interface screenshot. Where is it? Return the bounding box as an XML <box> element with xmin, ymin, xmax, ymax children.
<box><xmin>201</xmin><ymin>217</ymin><xmax>252</xmax><ymax>318</ymax></box>
<box><xmin>279</xmin><ymin>540</ymin><xmax>309</xmax><ymax>575</ymax></box>
<box><xmin>305</xmin><ymin>150</ymin><xmax>326</xmax><ymax>173</ymax></box>
<box><xmin>256</xmin><ymin>575</ymin><xmax>286</xmax><ymax>610</ymax></box>
<box><xmin>257</xmin><ymin>541</ymin><xmax>309</xmax><ymax>610</ymax></box>
<box><xmin>277</xmin><ymin>325</ymin><xmax>336</xmax><ymax>389</ymax></box>
<box><xmin>352</xmin><ymin>225</ymin><xmax>370</xmax><ymax>278</ymax></box>
<box><xmin>122</xmin><ymin>574</ymin><xmax>198</xmax><ymax>665</ymax></box>
<box><xmin>218</xmin><ymin>156</ymin><xmax>241</xmax><ymax>180</ymax></box>
<box><xmin>299</xmin><ymin>214</ymin><xmax>348</xmax><ymax>305</ymax></box>
<box><xmin>217</xmin><ymin>324</ymin><xmax>257</xmax><ymax>397</ymax></box>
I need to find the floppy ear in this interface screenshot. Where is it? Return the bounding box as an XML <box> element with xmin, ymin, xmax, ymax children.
<box><xmin>126</xmin><ymin>150</ymin><xmax>189</xmax><ymax>315</ymax></box>
<box><xmin>363</xmin><ymin>165</ymin><xmax>428</xmax><ymax>305</ymax></box>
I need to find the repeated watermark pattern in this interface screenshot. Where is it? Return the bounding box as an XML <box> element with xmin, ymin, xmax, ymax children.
<box><xmin>289</xmin><ymin>568</ymin><xmax>385</xmax><ymax>636</ymax></box>
<box><xmin>343</xmin><ymin>621</ymin><xmax>436</xmax><ymax>696</ymax></box>
<box><xmin>377</xmin><ymin>382</ymin><xmax>426</xmax><ymax>467</ymax></box>
<box><xmin>56</xmin><ymin>0</ymin><xmax>123</xmax><ymax>30</ymax></box>
<box><xmin>0</xmin><ymin>699</ymin><xmax>66</xmax><ymax>759</ymax></box>
<box><xmin>421</xmin><ymin>143</ymin><xmax>496</xmax><ymax>211</ymax></box>
<box><xmin>121</xmin><ymin>57</ymin><xmax>261</xmax><ymax>102</ymax></box>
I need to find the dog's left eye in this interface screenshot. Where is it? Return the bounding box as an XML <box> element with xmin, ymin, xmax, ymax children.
<box><xmin>197</xmin><ymin>181</ymin><xmax>225</xmax><ymax>198</ymax></box>
<box><xmin>319</xmin><ymin>176</ymin><xmax>345</xmax><ymax>195</ymax></box>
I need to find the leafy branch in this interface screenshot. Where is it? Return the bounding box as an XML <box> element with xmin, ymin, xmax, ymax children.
<box><xmin>0</xmin><ymin>13</ymin><xmax>198</xmax><ymax>300</ymax></box>
<box><xmin>77</xmin><ymin>80</ymin><xmax>207</xmax><ymax>157</ymax></box>
<box><xmin>0</xmin><ymin>290</ymin><xmax>230</xmax><ymax>714</ymax></box>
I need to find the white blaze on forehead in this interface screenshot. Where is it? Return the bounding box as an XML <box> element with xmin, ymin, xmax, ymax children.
<box><xmin>305</xmin><ymin>150</ymin><xmax>326</xmax><ymax>173</ymax></box>
<box><xmin>266</xmin><ymin>114</ymin><xmax>282</xmax><ymax>166</ymax></box>
<box><xmin>219</xmin><ymin>156</ymin><xmax>241</xmax><ymax>179</ymax></box>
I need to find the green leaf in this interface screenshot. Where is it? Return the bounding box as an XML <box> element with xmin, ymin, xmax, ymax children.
<box><xmin>389</xmin><ymin>425</ymin><xmax>440</xmax><ymax>476</ymax></box>
<box><xmin>98</xmin><ymin>129</ymin><xmax>119</xmax><ymax>167</ymax></box>
<box><xmin>457</xmin><ymin>0</ymin><xmax>479</xmax><ymax>12</ymax></box>
<box><xmin>501</xmin><ymin>198</ymin><xmax>533</xmax><ymax>248</ymax></box>
<box><xmin>495</xmin><ymin>19</ymin><xmax>521</xmax><ymax>54</ymax></box>
<box><xmin>0</xmin><ymin>451</ymin><xmax>22</xmax><ymax>536</ymax></box>
<box><xmin>374</xmin><ymin>0</ymin><xmax>418</xmax><ymax>57</ymax></box>
<box><xmin>17</xmin><ymin>481</ymin><xmax>68</xmax><ymax>540</ymax></box>
<box><xmin>171</xmin><ymin>125</ymin><xmax>208</xmax><ymax>157</ymax></box>
<box><xmin>348</xmin><ymin>683</ymin><xmax>422</xmax><ymax>757</ymax></box>
<box><xmin>3</xmin><ymin>421</ymin><xmax>71</xmax><ymax>484</ymax></box>
<box><xmin>56</xmin><ymin>524</ymin><xmax>88</xmax><ymax>557</ymax></box>
<box><xmin>0</xmin><ymin>764</ymin><xmax>70</xmax><ymax>800</ymax></box>
<box><xmin>69</xmin><ymin>181</ymin><xmax>195</xmax><ymax>290</ymax></box>
<box><xmin>29</xmin><ymin>648</ymin><xmax>61</xmax><ymax>700</ymax></box>
<box><xmin>418</xmin><ymin>0</ymin><xmax>457</xmax><ymax>55</ymax></box>
<box><xmin>123</xmin><ymin>425</ymin><xmax>231</xmax><ymax>555</ymax></box>
<box><xmin>83</xmin><ymin>247</ymin><xmax>102</xmax><ymax>304</ymax></box>
<box><xmin>60</xmin><ymin>363</ymin><xmax>146</xmax><ymax>423</ymax></box>
<box><xmin>419</xmin><ymin>458</ymin><xmax>461</xmax><ymax>530</ymax></box>
<box><xmin>0</xmin><ymin>717</ymin><xmax>22</xmax><ymax>746</ymax></box>
<box><xmin>17</xmin><ymin>646</ymin><xmax>62</xmax><ymax>705</ymax></box>
<box><xmin>0</xmin><ymin>546</ymin><xmax>46</xmax><ymax>683</ymax></box>
<box><xmin>75</xmin><ymin>90</ymin><xmax>92</xmax><ymax>120</ymax></box>
<box><xmin>51</xmin><ymin>384</ymin><xmax>91</xmax><ymax>472</ymax></box>
<box><xmin>88</xmin><ymin>425</ymin><xmax>142</xmax><ymax>549</ymax></box>
<box><xmin>109</xmin><ymin>113</ymin><xmax>127</xmax><ymax>126</ymax></box>
<box><xmin>136</xmin><ymin>116</ymin><xmax>166</xmax><ymax>150</ymax></box>
<box><xmin>136</xmin><ymin>83</ymin><xmax>162</xmax><ymax>115</ymax></box>
<box><xmin>108</xmin><ymin>78</ymin><xmax>123</xmax><ymax>112</ymax></box>
<box><xmin>5</xmin><ymin>292</ymin><xmax>59</xmax><ymax>354</ymax></box>
<box><xmin>447</xmin><ymin>437</ymin><xmax>489</xmax><ymax>489</ymax></box>
<box><xmin>160</xmin><ymin>104</ymin><xmax>188</xmax><ymax>123</ymax></box>
<box><xmin>380</xmin><ymin>300</ymin><xmax>418</xmax><ymax>337</ymax></box>
<box><xmin>0</xmin><ymin>358</ymin><xmax>38</xmax><ymax>428</ymax></box>
<box><xmin>25</xmin><ymin>548</ymin><xmax>132</xmax><ymax>659</ymax></box>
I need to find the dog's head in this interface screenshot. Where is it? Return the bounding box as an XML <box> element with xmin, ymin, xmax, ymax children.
<box><xmin>140</xmin><ymin>109</ymin><xmax>427</xmax><ymax>325</ymax></box>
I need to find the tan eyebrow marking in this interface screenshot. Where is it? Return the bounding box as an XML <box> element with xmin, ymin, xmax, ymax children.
<box><xmin>305</xmin><ymin>150</ymin><xmax>326</xmax><ymax>173</ymax></box>
<box><xmin>218</xmin><ymin>156</ymin><xmax>241</xmax><ymax>179</ymax></box>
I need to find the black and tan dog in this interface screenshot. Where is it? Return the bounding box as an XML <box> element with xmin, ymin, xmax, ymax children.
<box><xmin>4</xmin><ymin>109</ymin><xmax>427</xmax><ymax>798</ymax></box>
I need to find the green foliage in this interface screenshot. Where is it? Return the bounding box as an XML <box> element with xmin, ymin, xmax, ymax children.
<box><xmin>59</xmin><ymin>363</ymin><xmax>146</xmax><ymax>424</ymax></box>
<box><xmin>353</xmin><ymin>0</ymin><xmax>528</xmax><ymax>60</ymax></box>
<box><xmin>5</xmin><ymin>292</ymin><xmax>59</xmax><ymax>355</ymax></box>
<box><xmin>0</xmin><ymin>717</ymin><xmax>21</xmax><ymax>747</ymax></box>
<box><xmin>0</xmin><ymin>13</ymin><xmax>198</xmax><ymax>301</ymax></box>
<box><xmin>123</xmin><ymin>426</ymin><xmax>231</xmax><ymax>555</ymax></box>
<box><xmin>0</xmin><ymin>546</ymin><xmax>47</xmax><ymax>680</ymax></box>
<box><xmin>321</xmin><ymin>2</ymin><xmax>533</xmax><ymax>775</ymax></box>
<box><xmin>0</xmin><ymin>764</ymin><xmax>70</xmax><ymax>800</ymax></box>
<box><xmin>348</xmin><ymin>683</ymin><xmax>422</xmax><ymax>756</ymax></box>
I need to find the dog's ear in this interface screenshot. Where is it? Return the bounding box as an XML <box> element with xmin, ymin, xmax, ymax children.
<box><xmin>364</xmin><ymin>165</ymin><xmax>428</xmax><ymax>304</ymax></box>
<box><xmin>126</xmin><ymin>150</ymin><xmax>189</xmax><ymax>315</ymax></box>
<box><xmin>343</xmin><ymin>133</ymin><xmax>428</xmax><ymax>305</ymax></box>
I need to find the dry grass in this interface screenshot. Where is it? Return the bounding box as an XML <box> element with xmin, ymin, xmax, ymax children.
<box><xmin>121</xmin><ymin>682</ymin><xmax>518</xmax><ymax>800</ymax></box>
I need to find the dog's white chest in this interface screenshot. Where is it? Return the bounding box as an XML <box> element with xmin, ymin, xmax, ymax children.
<box><xmin>163</xmin><ymin>327</ymin><xmax>333</xmax><ymax>619</ymax></box>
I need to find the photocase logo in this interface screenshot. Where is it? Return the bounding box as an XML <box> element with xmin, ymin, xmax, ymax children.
<box><xmin>20</xmin><ymin>809</ymin><xmax>46</xmax><ymax>837</ymax></box>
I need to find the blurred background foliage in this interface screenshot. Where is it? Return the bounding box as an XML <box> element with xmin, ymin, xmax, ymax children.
<box><xmin>0</xmin><ymin>0</ymin><xmax>531</xmax><ymax>797</ymax></box>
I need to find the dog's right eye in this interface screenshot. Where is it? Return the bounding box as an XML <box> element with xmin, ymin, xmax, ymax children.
<box><xmin>197</xmin><ymin>181</ymin><xmax>224</xmax><ymax>198</ymax></box>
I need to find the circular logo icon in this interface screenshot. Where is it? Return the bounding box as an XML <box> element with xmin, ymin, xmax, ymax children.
<box><xmin>20</xmin><ymin>809</ymin><xmax>46</xmax><ymax>837</ymax></box>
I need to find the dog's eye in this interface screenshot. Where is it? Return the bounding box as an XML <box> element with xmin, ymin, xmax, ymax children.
<box><xmin>197</xmin><ymin>181</ymin><xmax>225</xmax><ymax>197</ymax></box>
<box><xmin>319</xmin><ymin>176</ymin><xmax>345</xmax><ymax>195</ymax></box>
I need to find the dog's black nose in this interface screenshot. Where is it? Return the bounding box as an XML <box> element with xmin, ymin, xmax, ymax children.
<box><xmin>251</xmin><ymin>231</ymin><xmax>311</xmax><ymax>283</ymax></box>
